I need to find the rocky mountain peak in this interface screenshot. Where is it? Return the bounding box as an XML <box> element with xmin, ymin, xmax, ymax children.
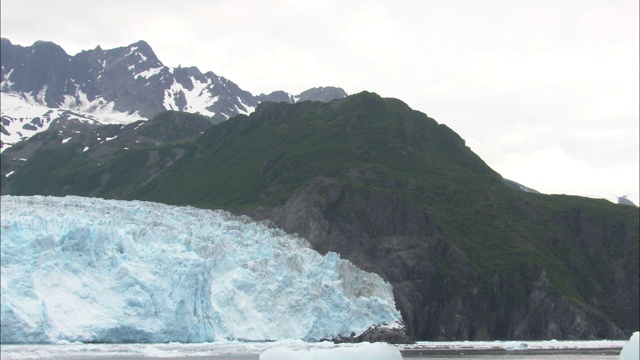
<box><xmin>1</xmin><ymin>38</ymin><xmax>347</xmax><ymax>152</ymax></box>
<box><xmin>31</xmin><ymin>40</ymin><xmax>66</xmax><ymax>53</ymax></box>
<box><xmin>121</xmin><ymin>39</ymin><xmax>163</xmax><ymax>67</ymax></box>
<box><xmin>256</xmin><ymin>86</ymin><xmax>347</xmax><ymax>105</ymax></box>
<box><xmin>617</xmin><ymin>195</ymin><xmax>637</xmax><ymax>206</ymax></box>
<box><xmin>298</xmin><ymin>86</ymin><xmax>348</xmax><ymax>102</ymax></box>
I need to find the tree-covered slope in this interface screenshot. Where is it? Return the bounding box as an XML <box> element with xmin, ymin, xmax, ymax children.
<box><xmin>132</xmin><ymin>92</ymin><xmax>500</xmax><ymax>208</ymax></box>
<box><xmin>2</xmin><ymin>92</ymin><xmax>638</xmax><ymax>341</ymax></box>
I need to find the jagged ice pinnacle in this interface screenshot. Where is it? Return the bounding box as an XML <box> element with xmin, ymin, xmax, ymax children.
<box><xmin>0</xmin><ymin>196</ymin><xmax>401</xmax><ymax>344</ymax></box>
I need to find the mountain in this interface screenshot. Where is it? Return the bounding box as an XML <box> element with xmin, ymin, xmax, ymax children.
<box><xmin>1</xmin><ymin>195</ymin><xmax>401</xmax><ymax>343</ymax></box>
<box><xmin>503</xmin><ymin>178</ymin><xmax>540</xmax><ymax>194</ymax></box>
<box><xmin>612</xmin><ymin>195</ymin><xmax>637</xmax><ymax>207</ymax></box>
<box><xmin>2</xmin><ymin>92</ymin><xmax>637</xmax><ymax>341</ymax></box>
<box><xmin>257</xmin><ymin>87</ymin><xmax>348</xmax><ymax>104</ymax></box>
<box><xmin>0</xmin><ymin>38</ymin><xmax>347</xmax><ymax>152</ymax></box>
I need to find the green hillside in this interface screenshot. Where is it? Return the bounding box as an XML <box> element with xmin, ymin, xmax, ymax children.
<box><xmin>135</xmin><ymin>92</ymin><xmax>499</xmax><ymax>208</ymax></box>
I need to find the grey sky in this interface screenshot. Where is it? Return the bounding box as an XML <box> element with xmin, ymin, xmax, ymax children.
<box><xmin>2</xmin><ymin>0</ymin><xmax>638</xmax><ymax>204</ymax></box>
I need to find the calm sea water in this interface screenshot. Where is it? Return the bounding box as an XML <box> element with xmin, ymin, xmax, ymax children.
<box><xmin>0</xmin><ymin>342</ymin><xmax>624</xmax><ymax>360</ymax></box>
<box><xmin>401</xmin><ymin>349</ymin><xmax>620</xmax><ymax>359</ymax></box>
<box><xmin>34</xmin><ymin>352</ymin><xmax>622</xmax><ymax>360</ymax></box>
<box><xmin>12</xmin><ymin>354</ymin><xmax>620</xmax><ymax>360</ymax></box>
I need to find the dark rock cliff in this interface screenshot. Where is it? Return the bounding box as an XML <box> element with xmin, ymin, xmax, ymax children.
<box><xmin>249</xmin><ymin>177</ymin><xmax>635</xmax><ymax>341</ymax></box>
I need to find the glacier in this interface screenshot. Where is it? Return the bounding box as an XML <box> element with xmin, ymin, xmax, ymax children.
<box><xmin>0</xmin><ymin>196</ymin><xmax>401</xmax><ymax>344</ymax></box>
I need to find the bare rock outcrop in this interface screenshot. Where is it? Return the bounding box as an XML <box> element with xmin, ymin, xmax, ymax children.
<box><xmin>249</xmin><ymin>177</ymin><xmax>633</xmax><ymax>341</ymax></box>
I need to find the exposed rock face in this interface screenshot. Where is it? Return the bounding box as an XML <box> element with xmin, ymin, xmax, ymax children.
<box><xmin>256</xmin><ymin>86</ymin><xmax>348</xmax><ymax>104</ymax></box>
<box><xmin>1</xmin><ymin>38</ymin><xmax>256</xmax><ymax>121</ymax></box>
<box><xmin>298</xmin><ymin>87</ymin><xmax>348</xmax><ymax>103</ymax></box>
<box><xmin>249</xmin><ymin>177</ymin><xmax>634</xmax><ymax>341</ymax></box>
<box><xmin>0</xmin><ymin>110</ymin><xmax>213</xmax><ymax>195</ymax></box>
<box><xmin>489</xmin><ymin>265</ymin><xmax>626</xmax><ymax>340</ymax></box>
<box><xmin>0</xmin><ymin>39</ymin><xmax>71</xmax><ymax>106</ymax></box>
<box><xmin>617</xmin><ymin>196</ymin><xmax>637</xmax><ymax>206</ymax></box>
<box><xmin>1</xmin><ymin>38</ymin><xmax>348</xmax><ymax>119</ymax></box>
<box><xmin>256</xmin><ymin>90</ymin><xmax>296</xmax><ymax>103</ymax></box>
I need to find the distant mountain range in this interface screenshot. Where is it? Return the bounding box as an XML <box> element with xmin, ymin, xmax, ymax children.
<box><xmin>1</xmin><ymin>39</ymin><xmax>634</xmax><ymax>207</ymax></box>
<box><xmin>0</xmin><ymin>38</ymin><xmax>346</xmax><ymax>151</ymax></box>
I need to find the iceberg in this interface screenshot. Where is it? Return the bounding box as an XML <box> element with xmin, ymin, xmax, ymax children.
<box><xmin>259</xmin><ymin>342</ymin><xmax>402</xmax><ymax>360</ymax></box>
<box><xmin>0</xmin><ymin>196</ymin><xmax>401</xmax><ymax>344</ymax></box>
<box><xmin>619</xmin><ymin>331</ymin><xmax>639</xmax><ymax>360</ymax></box>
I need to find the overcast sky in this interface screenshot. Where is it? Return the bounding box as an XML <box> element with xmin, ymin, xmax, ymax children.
<box><xmin>2</xmin><ymin>0</ymin><xmax>638</xmax><ymax>204</ymax></box>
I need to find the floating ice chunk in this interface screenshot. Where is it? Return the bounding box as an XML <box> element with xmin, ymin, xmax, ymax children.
<box><xmin>260</xmin><ymin>347</ymin><xmax>301</xmax><ymax>360</ymax></box>
<box><xmin>505</xmin><ymin>341</ymin><xmax>528</xmax><ymax>351</ymax></box>
<box><xmin>259</xmin><ymin>342</ymin><xmax>402</xmax><ymax>360</ymax></box>
<box><xmin>619</xmin><ymin>331</ymin><xmax>639</xmax><ymax>360</ymax></box>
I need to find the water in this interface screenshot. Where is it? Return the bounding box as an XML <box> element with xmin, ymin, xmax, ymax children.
<box><xmin>402</xmin><ymin>350</ymin><xmax>620</xmax><ymax>359</ymax></box>
<box><xmin>0</xmin><ymin>341</ymin><xmax>625</xmax><ymax>360</ymax></box>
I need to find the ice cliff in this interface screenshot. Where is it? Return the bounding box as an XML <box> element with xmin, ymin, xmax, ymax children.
<box><xmin>0</xmin><ymin>196</ymin><xmax>401</xmax><ymax>344</ymax></box>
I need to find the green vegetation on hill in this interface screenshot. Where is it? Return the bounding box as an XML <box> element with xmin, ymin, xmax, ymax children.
<box><xmin>135</xmin><ymin>92</ymin><xmax>500</xmax><ymax>209</ymax></box>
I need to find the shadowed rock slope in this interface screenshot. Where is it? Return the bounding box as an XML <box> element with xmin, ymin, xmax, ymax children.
<box><xmin>2</xmin><ymin>92</ymin><xmax>638</xmax><ymax>341</ymax></box>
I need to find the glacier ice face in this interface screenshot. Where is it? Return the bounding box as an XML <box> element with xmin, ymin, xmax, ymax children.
<box><xmin>0</xmin><ymin>196</ymin><xmax>401</xmax><ymax>344</ymax></box>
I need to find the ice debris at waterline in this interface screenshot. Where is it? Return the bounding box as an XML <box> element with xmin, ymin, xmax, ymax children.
<box><xmin>0</xmin><ymin>340</ymin><xmax>627</xmax><ymax>360</ymax></box>
<box><xmin>260</xmin><ymin>342</ymin><xmax>402</xmax><ymax>360</ymax></box>
<box><xmin>0</xmin><ymin>195</ymin><xmax>401</xmax><ymax>344</ymax></box>
<box><xmin>619</xmin><ymin>331</ymin><xmax>639</xmax><ymax>360</ymax></box>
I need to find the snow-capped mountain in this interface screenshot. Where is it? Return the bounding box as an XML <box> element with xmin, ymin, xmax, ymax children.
<box><xmin>0</xmin><ymin>195</ymin><xmax>401</xmax><ymax>344</ymax></box>
<box><xmin>0</xmin><ymin>92</ymin><xmax>143</xmax><ymax>150</ymax></box>
<box><xmin>0</xmin><ymin>38</ymin><xmax>347</xmax><ymax>152</ymax></box>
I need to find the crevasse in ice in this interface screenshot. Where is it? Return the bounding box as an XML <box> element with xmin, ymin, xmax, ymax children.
<box><xmin>0</xmin><ymin>196</ymin><xmax>401</xmax><ymax>344</ymax></box>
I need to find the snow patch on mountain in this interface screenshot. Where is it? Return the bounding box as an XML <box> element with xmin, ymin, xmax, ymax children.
<box><xmin>0</xmin><ymin>195</ymin><xmax>401</xmax><ymax>344</ymax></box>
<box><xmin>1</xmin><ymin>68</ymin><xmax>15</xmax><ymax>90</ymax></box>
<box><xmin>1</xmin><ymin>39</ymin><xmax>346</xmax><ymax>153</ymax></box>
<box><xmin>1</xmin><ymin>91</ymin><xmax>144</xmax><ymax>152</ymax></box>
<box><xmin>1</xmin><ymin>92</ymin><xmax>71</xmax><ymax>151</ymax></box>
<box><xmin>237</xmin><ymin>99</ymin><xmax>255</xmax><ymax>115</ymax></box>
<box><xmin>135</xmin><ymin>66</ymin><xmax>164</xmax><ymax>80</ymax></box>
<box><xmin>60</xmin><ymin>89</ymin><xmax>143</xmax><ymax>124</ymax></box>
<box><xmin>163</xmin><ymin>77</ymin><xmax>219</xmax><ymax>117</ymax></box>
<box><xmin>179</xmin><ymin>77</ymin><xmax>217</xmax><ymax>115</ymax></box>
